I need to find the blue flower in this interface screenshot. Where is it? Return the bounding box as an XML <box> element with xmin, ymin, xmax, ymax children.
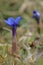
<box><xmin>4</xmin><ymin>16</ymin><xmax>22</xmax><ymax>26</ymax></box>
<box><xmin>32</xmin><ymin>10</ymin><xmax>40</xmax><ymax>20</ymax></box>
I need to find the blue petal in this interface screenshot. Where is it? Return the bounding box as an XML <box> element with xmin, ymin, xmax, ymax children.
<box><xmin>15</xmin><ymin>16</ymin><xmax>22</xmax><ymax>25</ymax></box>
<box><xmin>33</xmin><ymin>10</ymin><xmax>36</xmax><ymax>14</ymax></box>
<box><xmin>4</xmin><ymin>17</ymin><xmax>15</xmax><ymax>26</ymax></box>
<box><xmin>8</xmin><ymin>17</ymin><xmax>15</xmax><ymax>25</ymax></box>
<box><xmin>36</xmin><ymin>12</ymin><xmax>40</xmax><ymax>17</ymax></box>
<box><xmin>4</xmin><ymin>20</ymin><xmax>10</xmax><ymax>25</ymax></box>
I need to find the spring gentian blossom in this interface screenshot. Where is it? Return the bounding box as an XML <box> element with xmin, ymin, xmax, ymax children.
<box><xmin>4</xmin><ymin>16</ymin><xmax>22</xmax><ymax>55</ymax></box>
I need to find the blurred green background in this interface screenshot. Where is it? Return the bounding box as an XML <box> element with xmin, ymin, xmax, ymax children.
<box><xmin>0</xmin><ymin>0</ymin><xmax>43</xmax><ymax>65</ymax></box>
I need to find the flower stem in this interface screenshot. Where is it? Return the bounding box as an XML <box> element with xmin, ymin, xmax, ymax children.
<box><xmin>12</xmin><ymin>26</ymin><xmax>18</xmax><ymax>55</ymax></box>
